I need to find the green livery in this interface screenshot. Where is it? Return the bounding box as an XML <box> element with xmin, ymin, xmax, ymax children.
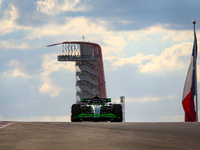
<box><xmin>71</xmin><ymin>96</ymin><xmax>123</xmax><ymax>122</ymax></box>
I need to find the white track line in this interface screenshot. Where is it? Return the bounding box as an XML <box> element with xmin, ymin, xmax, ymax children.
<box><xmin>0</xmin><ymin>122</ymin><xmax>16</xmax><ymax>129</ymax></box>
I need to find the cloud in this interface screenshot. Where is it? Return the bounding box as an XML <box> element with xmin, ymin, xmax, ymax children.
<box><xmin>12</xmin><ymin>69</ymin><xmax>31</xmax><ymax>78</ymax></box>
<box><xmin>1</xmin><ymin>60</ymin><xmax>32</xmax><ymax>79</ymax></box>
<box><xmin>26</xmin><ymin>17</ymin><xmax>108</xmax><ymax>39</ymax></box>
<box><xmin>0</xmin><ymin>3</ymin><xmax>18</xmax><ymax>35</ymax></box>
<box><xmin>105</xmin><ymin>53</ymin><xmax>152</xmax><ymax>70</ymax></box>
<box><xmin>2</xmin><ymin>69</ymin><xmax>32</xmax><ymax>79</ymax></box>
<box><xmin>35</xmin><ymin>0</ymin><xmax>91</xmax><ymax>15</ymax></box>
<box><xmin>41</xmin><ymin>53</ymin><xmax>75</xmax><ymax>75</ymax></box>
<box><xmin>160</xmin><ymin>115</ymin><xmax>183</xmax><ymax>122</ymax></box>
<box><xmin>39</xmin><ymin>53</ymin><xmax>75</xmax><ymax>97</ymax></box>
<box><xmin>39</xmin><ymin>83</ymin><xmax>63</xmax><ymax>97</ymax></box>
<box><xmin>127</xmin><ymin>24</ymin><xmax>195</xmax><ymax>43</ymax></box>
<box><xmin>119</xmin><ymin>95</ymin><xmax>175</xmax><ymax>103</ymax></box>
<box><xmin>0</xmin><ymin>40</ymin><xmax>30</xmax><ymax>49</ymax></box>
<box><xmin>105</xmin><ymin>42</ymin><xmax>192</xmax><ymax>75</ymax></box>
<box><xmin>127</xmin><ymin>24</ymin><xmax>168</xmax><ymax>42</ymax></box>
<box><xmin>0</xmin><ymin>115</ymin><xmax>70</xmax><ymax>122</ymax></box>
<box><xmin>102</xmin><ymin>35</ymin><xmax>128</xmax><ymax>56</ymax></box>
<box><xmin>163</xmin><ymin>30</ymin><xmax>194</xmax><ymax>42</ymax></box>
<box><xmin>7</xmin><ymin>60</ymin><xmax>21</xmax><ymax>67</ymax></box>
<box><xmin>139</xmin><ymin>42</ymin><xmax>192</xmax><ymax>75</ymax></box>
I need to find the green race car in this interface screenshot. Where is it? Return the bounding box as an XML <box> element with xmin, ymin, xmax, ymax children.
<box><xmin>71</xmin><ymin>96</ymin><xmax>123</xmax><ymax>122</ymax></box>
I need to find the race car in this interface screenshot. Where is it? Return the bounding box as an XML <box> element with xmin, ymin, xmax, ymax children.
<box><xmin>71</xmin><ymin>96</ymin><xmax>123</xmax><ymax>122</ymax></box>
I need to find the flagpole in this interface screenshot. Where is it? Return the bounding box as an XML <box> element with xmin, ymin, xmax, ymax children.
<box><xmin>193</xmin><ymin>21</ymin><xmax>198</xmax><ymax>122</ymax></box>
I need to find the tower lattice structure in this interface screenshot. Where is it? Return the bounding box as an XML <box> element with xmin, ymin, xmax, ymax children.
<box><xmin>48</xmin><ymin>41</ymin><xmax>107</xmax><ymax>102</ymax></box>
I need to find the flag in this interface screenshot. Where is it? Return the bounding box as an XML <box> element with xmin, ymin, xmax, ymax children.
<box><xmin>182</xmin><ymin>22</ymin><xmax>198</xmax><ymax>122</ymax></box>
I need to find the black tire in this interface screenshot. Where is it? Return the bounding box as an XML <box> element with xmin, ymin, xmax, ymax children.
<box><xmin>71</xmin><ymin>104</ymin><xmax>81</xmax><ymax>122</ymax></box>
<box><xmin>72</xmin><ymin>104</ymin><xmax>81</xmax><ymax>116</ymax></box>
<box><xmin>112</xmin><ymin>104</ymin><xmax>123</xmax><ymax>122</ymax></box>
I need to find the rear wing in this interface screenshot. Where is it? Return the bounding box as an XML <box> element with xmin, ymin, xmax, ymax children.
<box><xmin>80</xmin><ymin>98</ymin><xmax>111</xmax><ymax>103</ymax></box>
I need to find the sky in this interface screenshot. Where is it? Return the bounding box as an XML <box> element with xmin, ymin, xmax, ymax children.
<box><xmin>1</xmin><ymin>0</ymin><xmax>200</xmax><ymax>122</ymax></box>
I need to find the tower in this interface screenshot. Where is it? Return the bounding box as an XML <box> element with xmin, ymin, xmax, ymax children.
<box><xmin>120</xmin><ymin>96</ymin><xmax>125</xmax><ymax>122</ymax></box>
<box><xmin>48</xmin><ymin>41</ymin><xmax>107</xmax><ymax>102</ymax></box>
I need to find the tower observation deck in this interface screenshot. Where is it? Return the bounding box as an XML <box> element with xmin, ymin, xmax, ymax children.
<box><xmin>47</xmin><ymin>41</ymin><xmax>107</xmax><ymax>102</ymax></box>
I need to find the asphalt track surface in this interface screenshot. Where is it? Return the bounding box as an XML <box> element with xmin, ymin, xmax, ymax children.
<box><xmin>0</xmin><ymin>122</ymin><xmax>200</xmax><ymax>150</ymax></box>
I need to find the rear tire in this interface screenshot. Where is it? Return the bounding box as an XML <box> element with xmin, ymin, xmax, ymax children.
<box><xmin>112</xmin><ymin>104</ymin><xmax>123</xmax><ymax>122</ymax></box>
<box><xmin>71</xmin><ymin>104</ymin><xmax>81</xmax><ymax>122</ymax></box>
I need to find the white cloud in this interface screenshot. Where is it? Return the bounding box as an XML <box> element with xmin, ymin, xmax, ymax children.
<box><xmin>2</xmin><ymin>69</ymin><xmax>32</xmax><ymax>79</ymax></box>
<box><xmin>39</xmin><ymin>53</ymin><xmax>75</xmax><ymax>97</ymax></box>
<box><xmin>39</xmin><ymin>82</ymin><xmax>63</xmax><ymax>97</ymax></box>
<box><xmin>117</xmin><ymin>95</ymin><xmax>175</xmax><ymax>103</ymax></box>
<box><xmin>128</xmin><ymin>24</ymin><xmax>194</xmax><ymax>43</ymax></box>
<box><xmin>128</xmin><ymin>25</ymin><xmax>165</xmax><ymax>42</ymax></box>
<box><xmin>26</xmin><ymin>17</ymin><xmax>108</xmax><ymax>39</ymax></box>
<box><xmin>35</xmin><ymin>0</ymin><xmax>90</xmax><ymax>15</ymax></box>
<box><xmin>7</xmin><ymin>60</ymin><xmax>21</xmax><ymax>67</ymax></box>
<box><xmin>52</xmin><ymin>116</ymin><xmax>70</xmax><ymax>122</ymax></box>
<box><xmin>117</xmin><ymin>19</ymin><xmax>131</xmax><ymax>25</ymax></box>
<box><xmin>0</xmin><ymin>4</ymin><xmax>18</xmax><ymax>34</ymax></box>
<box><xmin>160</xmin><ymin>115</ymin><xmax>183</xmax><ymax>122</ymax></box>
<box><xmin>12</xmin><ymin>69</ymin><xmax>31</xmax><ymax>78</ymax></box>
<box><xmin>102</xmin><ymin>35</ymin><xmax>128</xmax><ymax>56</ymax></box>
<box><xmin>163</xmin><ymin>30</ymin><xmax>194</xmax><ymax>43</ymax></box>
<box><xmin>1</xmin><ymin>60</ymin><xmax>32</xmax><ymax>79</ymax></box>
<box><xmin>139</xmin><ymin>42</ymin><xmax>192</xmax><ymax>75</ymax></box>
<box><xmin>0</xmin><ymin>115</ymin><xmax>70</xmax><ymax>122</ymax></box>
<box><xmin>41</xmin><ymin>53</ymin><xmax>75</xmax><ymax>75</ymax></box>
<box><xmin>0</xmin><ymin>3</ymin><xmax>33</xmax><ymax>35</ymax></box>
<box><xmin>0</xmin><ymin>40</ymin><xmax>30</xmax><ymax>49</ymax></box>
<box><xmin>105</xmin><ymin>42</ymin><xmax>192</xmax><ymax>75</ymax></box>
<box><xmin>105</xmin><ymin>53</ymin><xmax>153</xmax><ymax>70</ymax></box>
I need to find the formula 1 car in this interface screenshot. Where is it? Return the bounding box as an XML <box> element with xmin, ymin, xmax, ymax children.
<box><xmin>71</xmin><ymin>96</ymin><xmax>123</xmax><ymax>122</ymax></box>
